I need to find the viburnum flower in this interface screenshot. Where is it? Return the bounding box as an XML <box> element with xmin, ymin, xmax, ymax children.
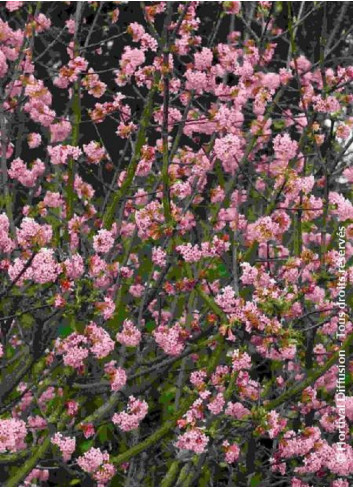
<box><xmin>85</xmin><ymin>322</ymin><xmax>115</xmax><ymax>359</ymax></box>
<box><xmin>77</xmin><ymin>447</ymin><xmax>116</xmax><ymax>484</ymax></box>
<box><xmin>175</xmin><ymin>428</ymin><xmax>209</xmax><ymax>454</ymax></box>
<box><xmin>51</xmin><ymin>433</ymin><xmax>76</xmax><ymax>462</ymax></box>
<box><xmin>24</xmin><ymin>469</ymin><xmax>49</xmax><ymax>487</ymax></box>
<box><xmin>225</xmin><ymin>402</ymin><xmax>251</xmax><ymax>419</ymax></box>
<box><xmin>27</xmin><ymin>132</ymin><xmax>42</xmax><ymax>148</ymax></box>
<box><xmin>112</xmin><ymin>396</ymin><xmax>148</xmax><ymax>432</ymax></box>
<box><xmin>222</xmin><ymin>441</ymin><xmax>240</xmax><ymax>464</ymax></box>
<box><xmin>1</xmin><ymin>3</ymin><xmax>353</xmax><ymax>487</ymax></box>
<box><xmin>95</xmin><ymin>296</ymin><xmax>116</xmax><ymax>320</ymax></box>
<box><xmin>93</xmin><ymin>229</ymin><xmax>115</xmax><ymax>254</ymax></box>
<box><xmin>77</xmin><ymin>447</ymin><xmax>109</xmax><ymax>474</ymax></box>
<box><xmin>231</xmin><ymin>349</ymin><xmax>252</xmax><ymax>371</ymax></box>
<box><xmin>8</xmin><ymin>157</ymin><xmax>45</xmax><ymax>188</ymax></box>
<box><xmin>153</xmin><ymin>323</ymin><xmax>188</xmax><ymax>356</ymax></box>
<box><xmin>0</xmin><ymin>418</ymin><xmax>27</xmax><ymax>453</ymax></box>
<box><xmin>83</xmin><ymin>141</ymin><xmax>106</xmax><ymax>164</ymax></box>
<box><xmin>80</xmin><ymin>423</ymin><xmax>95</xmax><ymax>439</ymax></box>
<box><xmin>5</xmin><ymin>1</ymin><xmax>23</xmax><ymax>12</ymax></box>
<box><xmin>50</xmin><ymin>120</ymin><xmax>72</xmax><ymax>143</ymax></box>
<box><xmin>116</xmin><ymin>319</ymin><xmax>142</xmax><ymax>347</ymax></box>
<box><xmin>208</xmin><ymin>392</ymin><xmax>225</xmax><ymax>415</ymax></box>
<box><xmin>47</xmin><ymin>144</ymin><xmax>82</xmax><ymax>165</ymax></box>
<box><xmin>56</xmin><ymin>333</ymin><xmax>89</xmax><ymax>369</ymax></box>
<box><xmin>104</xmin><ymin>361</ymin><xmax>127</xmax><ymax>392</ymax></box>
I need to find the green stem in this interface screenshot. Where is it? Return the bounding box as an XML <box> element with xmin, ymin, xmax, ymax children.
<box><xmin>4</xmin><ymin>405</ymin><xmax>65</xmax><ymax>487</ymax></box>
<box><xmin>265</xmin><ymin>332</ymin><xmax>353</xmax><ymax>411</ymax></box>
<box><xmin>160</xmin><ymin>460</ymin><xmax>180</xmax><ymax>487</ymax></box>
<box><xmin>103</xmin><ymin>72</ymin><xmax>160</xmax><ymax>229</ymax></box>
<box><xmin>110</xmin><ymin>337</ymin><xmax>224</xmax><ymax>466</ymax></box>
<box><xmin>66</xmin><ymin>2</ymin><xmax>83</xmax><ymax>224</ymax></box>
<box><xmin>5</xmin><ymin>437</ymin><xmax>51</xmax><ymax>487</ymax></box>
<box><xmin>66</xmin><ymin>78</ymin><xmax>81</xmax><ymax>222</ymax></box>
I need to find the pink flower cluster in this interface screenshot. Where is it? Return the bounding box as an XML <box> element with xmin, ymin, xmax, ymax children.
<box><xmin>0</xmin><ymin>213</ymin><xmax>14</xmax><ymax>253</ymax></box>
<box><xmin>77</xmin><ymin>447</ymin><xmax>116</xmax><ymax>486</ymax></box>
<box><xmin>83</xmin><ymin>141</ymin><xmax>106</xmax><ymax>164</ymax></box>
<box><xmin>8</xmin><ymin>248</ymin><xmax>59</xmax><ymax>286</ymax></box>
<box><xmin>222</xmin><ymin>440</ymin><xmax>240</xmax><ymax>464</ymax></box>
<box><xmin>152</xmin><ymin>246</ymin><xmax>167</xmax><ymax>267</ymax></box>
<box><xmin>51</xmin><ymin>432</ymin><xmax>76</xmax><ymax>462</ymax></box>
<box><xmin>27</xmin><ymin>132</ymin><xmax>42</xmax><ymax>149</ymax></box>
<box><xmin>0</xmin><ymin>418</ymin><xmax>27</xmax><ymax>453</ymax></box>
<box><xmin>54</xmin><ymin>56</ymin><xmax>88</xmax><ymax>89</ymax></box>
<box><xmin>116</xmin><ymin>319</ymin><xmax>142</xmax><ymax>347</ymax></box>
<box><xmin>8</xmin><ymin>157</ymin><xmax>45</xmax><ymax>187</ymax></box>
<box><xmin>48</xmin><ymin>144</ymin><xmax>82</xmax><ymax>165</ymax></box>
<box><xmin>153</xmin><ymin>323</ymin><xmax>188</xmax><ymax>356</ymax></box>
<box><xmin>93</xmin><ymin>229</ymin><xmax>115</xmax><ymax>254</ymax></box>
<box><xmin>115</xmin><ymin>47</ymin><xmax>146</xmax><ymax>86</ymax></box>
<box><xmin>24</xmin><ymin>469</ymin><xmax>49</xmax><ymax>487</ymax></box>
<box><xmin>17</xmin><ymin>218</ymin><xmax>52</xmax><ymax>248</ymax></box>
<box><xmin>175</xmin><ymin>428</ymin><xmax>209</xmax><ymax>454</ymax></box>
<box><xmin>50</xmin><ymin>120</ymin><xmax>72</xmax><ymax>143</ymax></box>
<box><xmin>104</xmin><ymin>361</ymin><xmax>127</xmax><ymax>392</ymax></box>
<box><xmin>176</xmin><ymin>236</ymin><xmax>230</xmax><ymax>263</ymax></box>
<box><xmin>56</xmin><ymin>323</ymin><xmax>114</xmax><ymax>369</ymax></box>
<box><xmin>214</xmin><ymin>134</ymin><xmax>244</xmax><ymax>174</ymax></box>
<box><xmin>82</xmin><ymin>69</ymin><xmax>107</xmax><ymax>98</ymax></box>
<box><xmin>84</xmin><ymin>322</ymin><xmax>115</xmax><ymax>359</ymax></box>
<box><xmin>112</xmin><ymin>396</ymin><xmax>148</xmax><ymax>431</ymax></box>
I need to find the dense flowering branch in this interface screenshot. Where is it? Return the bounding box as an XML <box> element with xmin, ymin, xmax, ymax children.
<box><xmin>0</xmin><ymin>1</ymin><xmax>353</xmax><ymax>487</ymax></box>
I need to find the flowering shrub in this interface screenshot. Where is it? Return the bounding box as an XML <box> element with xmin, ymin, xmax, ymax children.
<box><xmin>0</xmin><ymin>1</ymin><xmax>353</xmax><ymax>487</ymax></box>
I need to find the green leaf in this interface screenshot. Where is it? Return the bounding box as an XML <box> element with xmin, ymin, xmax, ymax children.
<box><xmin>97</xmin><ymin>425</ymin><xmax>112</xmax><ymax>444</ymax></box>
<box><xmin>145</xmin><ymin>320</ymin><xmax>155</xmax><ymax>332</ymax></box>
<box><xmin>79</xmin><ymin>440</ymin><xmax>94</xmax><ymax>453</ymax></box>
<box><xmin>69</xmin><ymin>479</ymin><xmax>81</xmax><ymax>486</ymax></box>
<box><xmin>21</xmin><ymin>313</ymin><xmax>34</xmax><ymax>328</ymax></box>
<box><xmin>159</xmin><ymin>390</ymin><xmax>174</xmax><ymax>405</ymax></box>
<box><xmin>58</xmin><ymin>324</ymin><xmax>73</xmax><ymax>338</ymax></box>
<box><xmin>218</xmin><ymin>263</ymin><xmax>228</xmax><ymax>278</ymax></box>
<box><xmin>250</xmin><ymin>473</ymin><xmax>262</xmax><ymax>486</ymax></box>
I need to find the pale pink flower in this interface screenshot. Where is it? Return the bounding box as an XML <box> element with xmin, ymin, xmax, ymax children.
<box><xmin>116</xmin><ymin>320</ymin><xmax>142</xmax><ymax>347</ymax></box>
<box><xmin>51</xmin><ymin>433</ymin><xmax>76</xmax><ymax>462</ymax></box>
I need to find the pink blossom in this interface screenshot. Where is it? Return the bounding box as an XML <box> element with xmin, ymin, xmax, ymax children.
<box><xmin>62</xmin><ymin>253</ymin><xmax>84</xmax><ymax>280</ymax></box>
<box><xmin>0</xmin><ymin>51</ymin><xmax>8</xmax><ymax>78</ymax></box>
<box><xmin>116</xmin><ymin>319</ymin><xmax>142</xmax><ymax>347</ymax></box>
<box><xmin>225</xmin><ymin>402</ymin><xmax>251</xmax><ymax>419</ymax></box>
<box><xmin>0</xmin><ymin>418</ymin><xmax>27</xmax><ymax>453</ymax></box>
<box><xmin>85</xmin><ymin>322</ymin><xmax>115</xmax><ymax>359</ymax></box>
<box><xmin>153</xmin><ymin>323</ymin><xmax>187</xmax><ymax>356</ymax></box>
<box><xmin>27</xmin><ymin>132</ymin><xmax>42</xmax><ymax>148</ymax></box>
<box><xmin>48</xmin><ymin>145</ymin><xmax>82</xmax><ymax>165</ymax></box>
<box><xmin>104</xmin><ymin>362</ymin><xmax>127</xmax><ymax>391</ymax></box>
<box><xmin>231</xmin><ymin>349</ymin><xmax>251</xmax><ymax>371</ymax></box>
<box><xmin>93</xmin><ymin>229</ymin><xmax>114</xmax><ymax>254</ymax></box>
<box><xmin>6</xmin><ymin>1</ymin><xmax>23</xmax><ymax>11</ymax></box>
<box><xmin>208</xmin><ymin>392</ymin><xmax>225</xmax><ymax>415</ymax></box>
<box><xmin>83</xmin><ymin>141</ymin><xmax>106</xmax><ymax>164</ymax></box>
<box><xmin>77</xmin><ymin>447</ymin><xmax>111</xmax><ymax>476</ymax></box>
<box><xmin>8</xmin><ymin>157</ymin><xmax>45</xmax><ymax>187</ymax></box>
<box><xmin>24</xmin><ymin>469</ymin><xmax>49</xmax><ymax>487</ymax></box>
<box><xmin>0</xmin><ymin>213</ymin><xmax>15</xmax><ymax>253</ymax></box>
<box><xmin>57</xmin><ymin>333</ymin><xmax>89</xmax><ymax>369</ymax></box>
<box><xmin>176</xmin><ymin>428</ymin><xmax>209</xmax><ymax>454</ymax></box>
<box><xmin>51</xmin><ymin>433</ymin><xmax>76</xmax><ymax>462</ymax></box>
<box><xmin>223</xmin><ymin>441</ymin><xmax>240</xmax><ymax>463</ymax></box>
<box><xmin>152</xmin><ymin>246</ymin><xmax>167</xmax><ymax>267</ymax></box>
<box><xmin>112</xmin><ymin>396</ymin><xmax>148</xmax><ymax>432</ymax></box>
<box><xmin>50</xmin><ymin>120</ymin><xmax>72</xmax><ymax>143</ymax></box>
